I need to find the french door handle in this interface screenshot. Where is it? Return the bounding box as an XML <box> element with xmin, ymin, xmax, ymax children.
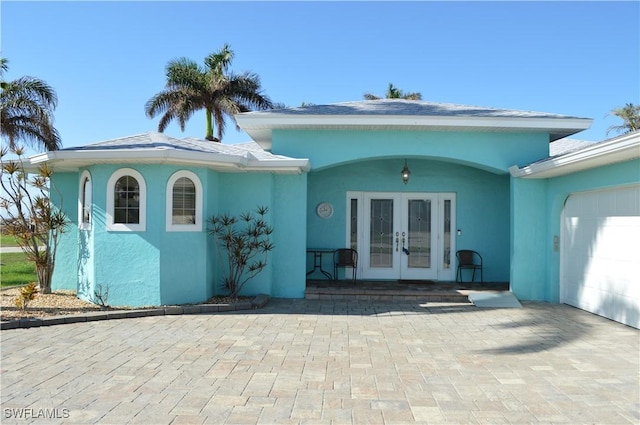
<box><xmin>402</xmin><ymin>232</ymin><xmax>410</xmax><ymax>255</ymax></box>
<box><xmin>395</xmin><ymin>232</ymin><xmax>399</xmax><ymax>252</ymax></box>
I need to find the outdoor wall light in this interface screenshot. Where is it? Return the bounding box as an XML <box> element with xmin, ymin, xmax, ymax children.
<box><xmin>401</xmin><ymin>159</ymin><xmax>411</xmax><ymax>184</ymax></box>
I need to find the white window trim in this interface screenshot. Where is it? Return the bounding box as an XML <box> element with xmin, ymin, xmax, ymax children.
<box><xmin>78</xmin><ymin>170</ymin><xmax>92</xmax><ymax>231</ymax></box>
<box><xmin>106</xmin><ymin>168</ymin><xmax>146</xmax><ymax>232</ymax></box>
<box><xmin>166</xmin><ymin>170</ymin><xmax>203</xmax><ymax>232</ymax></box>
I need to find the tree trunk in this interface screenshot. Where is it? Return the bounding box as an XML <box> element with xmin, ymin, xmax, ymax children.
<box><xmin>36</xmin><ymin>261</ymin><xmax>54</xmax><ymax>294</ymax></box>
<box><xmin>205</xmin><ymin>109</ymin><xmax>214</xmax><ymax>141</ymax></box>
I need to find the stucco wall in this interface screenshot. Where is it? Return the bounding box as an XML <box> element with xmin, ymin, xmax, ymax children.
<box><xmin>545</xmin><ymin>158</ymin><xmax>640</xmax><ymax>302</ymax></box>
<box><xmin>510</xmin><ymin>178</ymin><xmax>548</xmax><ymax>300</ymax></box>
<box><xmin>86</xmin><ymin>164</ymin><xmax>163</xmax><ymax>307</ymax></box>
<box><xmin>510</xmin><ymin>158</ymin><xmax>640</xmax><ymax>302</ymax></box>
<box><xmin>158</xmin><ymin>167</ymin><xmax>209</xmax><ymax>305</ymax></box>
<box><xmin>50</xmin><ymin>172</ymin><xmax>79</xmax><ymax>291</ymax></box>
<box><xmin>50</xmin><ymin>162</ymin><xmax>308</xmax><ymax>306</ymax></box>
<box><xmin>215</xmin><ymin>173</ymin><xmax>308</xmax><ymax>299</ymax></box>
<box><xmin>216</xmin><ymin>173</ymin><xmax>274</xmax><ymax>297</ymax></box>
<box><xmin>273</xmin><ymin>129</ymin><xmax>549</xmax><ymax>173</ymax></box>
<box><xmin>271</xmin><ymin>174</ymin><xmax>308</xmax><ymax>298</ymax></box>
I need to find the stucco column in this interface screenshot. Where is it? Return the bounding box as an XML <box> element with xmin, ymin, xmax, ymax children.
<box><xmin>510</xmin><ymin>176</ymin><xmax>550</xmax><ymax>300</ymax></box>
<box><xmin>50</xmin><ymin>172</ymin><xmax>80</xmax><ymax>292</ymax></box>
<box><xmin>271</xmin><ymin>174</ymin><xmax>308</xmax><ymax>298</ymax></box>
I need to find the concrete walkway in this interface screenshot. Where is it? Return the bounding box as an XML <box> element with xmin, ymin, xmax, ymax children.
<box><xmin>1</xmin><ymin>299</ymin><xmax>638</xmax><ymax>424</ymax></box>
<box><xmin>0</xmin><ymin>246</ymin><xmax>26</xmax><ymax>254</ymax></box>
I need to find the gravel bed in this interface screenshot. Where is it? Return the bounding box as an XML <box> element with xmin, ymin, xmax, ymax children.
<box><xmin>1</xmin><ymin>288</ymin><xmax>104</xmax><ymax>321</ymax></box>
<box><xmin>1</xmin><ymin>287</ymin><xmax>251</xmax><ymax>322</ymax></box>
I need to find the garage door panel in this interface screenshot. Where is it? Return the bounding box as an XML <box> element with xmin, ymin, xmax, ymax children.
<box><xmin>561</xmin><ymin>185</ymin><xmax>640</xmax><ymax>329</ymax></box>
<box><xmin>614</xmin><ymin>185</ymin><xmax>639</xmax><ymax>215</ymax></box>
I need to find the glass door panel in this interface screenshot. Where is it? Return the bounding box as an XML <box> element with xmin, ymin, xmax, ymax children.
<box><xmin>370</xmin><ymin>199</ymin><xmax>394</xmax><ymax>268</ymax></box>
<box><xmin>437</xmin><ymin>196</ymin><xmax>456</xmax><ymax>281</ymax></box>
<box><xmin>400</xmin><ymin>195</ymin><xmax>437</xmax><ymax>280</ymax></box>
<box><xmin>443</xmin><ymin>199</ymin><xmax>451</xmax><ymax>270</ymax></box>
<box><xmin>350</xmin><ymin>198</ymin><xmax>358</xmax><ymax>251</ymax></box>
<box><xmin>407</xmin><ymin>199</ymin><xmax>431</xmax><ymax>269</ymax></box>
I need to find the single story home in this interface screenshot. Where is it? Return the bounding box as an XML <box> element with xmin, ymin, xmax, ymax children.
<box><xmin>31</xmin><ymin>100</ymin><xmax>640</xmax><ymax>328</ymax></box>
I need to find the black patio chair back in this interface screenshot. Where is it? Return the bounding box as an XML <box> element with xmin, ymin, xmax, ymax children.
<box><xmin>334</xmin><ymin>248</ymin><xmax>358</xmax><ymax>282</ymax></box>
<box><xmin>456</xmin><ymin>250</ymin><xmax>483</xmax><ymax>283</ymax></box>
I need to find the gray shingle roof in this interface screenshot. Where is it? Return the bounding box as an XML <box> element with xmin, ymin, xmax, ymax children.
<box><xmin>549</xmin><ymin>138</ymin><xmax>596</xmax><ymax>157</ymax></box>
<box><xmin>248</xmin><ymin>99</ymin><xmax>586</xmax><ymax>120</ymax></box>
<box><xmin>65</xmin><ymin>132</ymin><xmax>291</xmax><ymax>160</ymax></box>
<box><xmin>37</xmin><ymin>131</ymin><xmax>309</xmax><ymax>173</ymax></box>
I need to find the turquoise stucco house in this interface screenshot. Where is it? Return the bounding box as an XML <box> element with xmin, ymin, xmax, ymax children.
<box><xmin>32</xmin><ymin>100</ymin><xmax>640</xmax><ymax>327</ymax></box>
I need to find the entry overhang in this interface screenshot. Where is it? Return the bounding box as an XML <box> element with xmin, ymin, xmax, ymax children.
<box><xmin>235</xmin><ymin>100</ymin><xmax>593</xmax><ymax>150</ymax></box>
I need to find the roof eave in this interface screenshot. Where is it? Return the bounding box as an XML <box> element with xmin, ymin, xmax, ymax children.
<box><xmin>509</xmin><ymin>131</ymin><xmax>640</xmax><ymax>179</ymax></box>
<box><xmin>29</xmin><ymin>149</ymin><xmax>310</xmax><ymax>174</ymax></box>
<box><xmin>235</xmin><ymin>114</ymin><xmax>593</xmax><ymax>149</ymax></box>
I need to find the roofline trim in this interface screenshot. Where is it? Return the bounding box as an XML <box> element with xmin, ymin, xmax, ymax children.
<box><xmin>236</xmin><ymin>114</ymin><xmax>592</xmax><ymax>129</ymax></box>
<box><xmin>509</xmin><ymin>131</ymin><xmax>640</xmax><ymax>179</ymax></box>
<box><xmin>29</xmin><ymin>148</ymin><xmax>311</xmax><ymax>174</ymax></box>
<box><xmin>235</xmin><ymin>114</ymin><xmax>593</xmax><ymax>148</ymax></box>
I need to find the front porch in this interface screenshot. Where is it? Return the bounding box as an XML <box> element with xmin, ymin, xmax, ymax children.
<box><xmin>305</xmin><ymin>280</ymin><xmax>510</xmax><ymax>303</ymax></box>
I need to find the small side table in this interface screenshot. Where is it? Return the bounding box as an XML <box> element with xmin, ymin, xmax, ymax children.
<box><xmin>306</xmin><ymin>248</ymin><xmax>335</xmax><ymax>280</ymax></box>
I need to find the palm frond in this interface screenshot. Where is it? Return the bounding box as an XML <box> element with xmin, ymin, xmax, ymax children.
<box><xmin>364</xmin><ymin>83</ymin><xmax>422</xmax><ymax>101</ymax></box>
<box><xmin>606</xmin><ymin>103</ymin><xmax>640</xmax><ymax>135</ymax></box>
<box><xmin>1</xmin><ymin>68</ymin><xmax>60</xmax><ymax>151</ymax></box>
<box><xmin>204</xmin><ymin>43</ymin><xmax>234</xmax><ymax>76</ymax></box>
<box><xmin>146</xmin><ymin>44</ymin><xmax>272</xmax><ymax>142</ymax></box>
<box><xmin>0</xmin><ymin>57</ymin><xmax>8</xmax><ymax>77</ymax></box>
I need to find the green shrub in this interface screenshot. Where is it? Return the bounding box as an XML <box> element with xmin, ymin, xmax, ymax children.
<box><xmin>209</xmin><ymin>206</ymin><xmax>273</xmax><ymax>298</ymax></box>
<box><xmin>14</xmin><ymin>282</ymin><xmax>39</xmax><ymax>311</ymax></box>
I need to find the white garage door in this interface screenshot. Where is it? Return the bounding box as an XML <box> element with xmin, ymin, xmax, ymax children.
<box><xmin>561</xmin><ymin>185</ymin><xmax>640</xmax><ymax>328</ymax></box>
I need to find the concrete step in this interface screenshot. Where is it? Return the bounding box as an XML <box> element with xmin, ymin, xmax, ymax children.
<box><xmin>305</xmin><ymin>289</ymin><xmax>471</xmax><ymax>303</ymax></box>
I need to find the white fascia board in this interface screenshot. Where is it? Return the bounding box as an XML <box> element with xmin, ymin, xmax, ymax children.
<box><xmin>510</xmin><ymin>132</ymin><xmax>640</xmax><ymax>179</ymax></box>
<box><xmin>238</xmin><ymin>114</ymin><xmax>592</xmax><ymax>130</ymax></box>
<box><xmin>29</xmin><ymin>149</ymin><xmax>242</xmax><ymax>170</ymax></box>
<box><xmin>244</xmin><ymin>157</ymin><xmax>310</xmax><ymax>170</ymax></box>
<box><xmin>29</xmin><ymin>148</ymin><xmax>309</xmax><ymax>173</ymax></box>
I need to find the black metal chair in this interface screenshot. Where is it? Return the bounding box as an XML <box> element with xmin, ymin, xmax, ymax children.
<box><xmin>456</xmin><ymin>250</ymin><xmax>483</xmax><ymax>283</ymax></box>
<box><xmin>334</xmin><ymin>248</ymin><xmax>358</xmax><ymax>282</ymax></box>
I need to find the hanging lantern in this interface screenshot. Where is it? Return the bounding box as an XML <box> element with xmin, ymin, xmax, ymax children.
<box><xmin>401</xmin><ymin>159</ymin><xmax>411</xmax><ymax>184</ymax></box>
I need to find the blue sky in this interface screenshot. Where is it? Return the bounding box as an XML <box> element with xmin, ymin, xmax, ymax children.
<box><xmin>2</xmin><ymin>1</ymin><xmax>638</xmax><ymax>151</ymax></box>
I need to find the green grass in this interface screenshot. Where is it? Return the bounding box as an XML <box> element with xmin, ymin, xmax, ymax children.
<box><xmin>0</xmin><ymin>252</ymin><xmax>37</xmax><ymax>287</ymax></box>
<box><xmin>0</xmin><ymin>234</ymin><xmax>20</xmax><ymax>247</ymax></box>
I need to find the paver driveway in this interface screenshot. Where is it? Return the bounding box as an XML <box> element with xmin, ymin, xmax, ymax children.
<box><xmin>1</xmin><ymin>300</ymin><xmax>638</xmax><ymax>424</ymax></box>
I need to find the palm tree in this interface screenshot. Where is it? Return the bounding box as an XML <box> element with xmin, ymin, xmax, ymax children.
<box><xmin>145</xmin><ymin>44</ymin><xmax>273</xmax><ymax>142</ymax></box>
<box><xmin>363</xmin><ymin>83</ymin><xmax>422</xmax><ymax>101</ymax></box>
<box><xmin>607</xmin><ymin>103</ymin><xmax>640</xmax><ymax>135</ymax></box>
<box><xmin>0</xmin><ymin>58</ymin><xmax>61</xmax><ymax>151</ymax></box>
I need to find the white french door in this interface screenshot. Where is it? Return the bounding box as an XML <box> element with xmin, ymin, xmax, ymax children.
<box><xmin>348</xmin><ymin>192</ymin><xmax>456</xmax><ymax>281</ymax></box>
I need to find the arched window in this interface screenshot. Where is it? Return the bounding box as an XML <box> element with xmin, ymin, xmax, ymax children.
<box><xmin>107</xmin><ymin>168</ymin><xmax>146</xmax><ymax>232</ymax></box>
<box><xmin>78</xmin><ymin>171</ymin><xmax>92</xmax><ymax>230</ymax></box>
<box><xmin>166</xmin><ymin>171</ymin><xmax>203</xmax><ymax>232</ymax></box>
